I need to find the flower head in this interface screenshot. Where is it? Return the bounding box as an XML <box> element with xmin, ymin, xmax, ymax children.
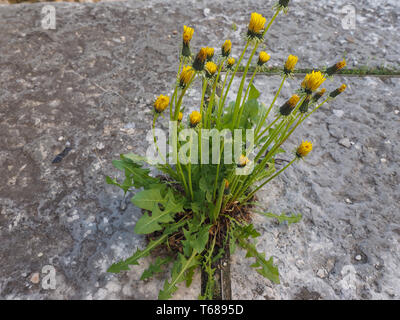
<box><xmin>284</xmin><ymin>55</ymin><xmax>298</xmax><ymax>75</ymax></box>
<box><xmin>206</xmin><ymin>47</ymin><xmax>215</xmax><ymax>61</ymax></box>
<box><xmin>278</xmin><ymin>0</ymin><xmax>290</xmax><ymax>8</ymax></box>
<box><xmin>326</xmin><ymin>58</ymin><xmax>346</xmax><ymax>76</ymax></box>
<box><xmin>296</xmin><ymin>141</ymin><xmax>313</xmax><ymax>158</ymax></box>
<box><xmin>301</xmin><ymin>71</ymin><xmax>326</xmax><ymax>94</ymax></box>
<box><xmin>238</xmin><ymin>155</ymin><xmax>250</xmax><ymax>168</ymax></box>
<box><xmin>299</xmin><ymin>95</ymin><xmax>311</xmax><ymax>113</ymax></box>
<box><xmin>178</xmin><ymin>112</ymin><xmax>183</xmax><ymax>122</ymax></box>
<box><xmin>257</xmin><ymin>51</ymin><xmax>270</xmax><ymax>66</ymax></box>
<box><xmin>154</xmin><ymin>94</ymin><xmax>169</xmax><ymax>113</ymax></box>
<box><xmin>205</xmin><ymin>61</ymin><xmax>218</xmax><ymax>78</ymax></box>
<box><xmin>182</xmin><ymin>25</ymin><xmax>194</xmax><ymax>45</ymax></box>
<box><xmin>193</xmin><ymin>47</ymin><xmax>208</xmax><ymax>71</ymax></box>
<box><xmin>179</xmin><ymin>66</ymin><xmax>195</xmax><ymax>88</ymax></box>
<box><xmin>221</xmin><ymin>40</ymin><xmax>232</xmax><ymax>57</ymax></box>
<box><xmin>329</xmin><ymin>84</ymin><xmax>347</xmax><ymax>98</ymax></box>
<box><xmin>279</xmin><ymin>94</ymin><xmax>300</xmax><ymax>116</ymax></box>
<box><xmin>189</xmin><ymin>111</ymin><xmax>202</xmax><ymax>127</ymax></box>
<box><xmin>248</xmin><ymin>12</ymin><xmax>266</xmax><ymax>39</ymax></box>
<box><xmin>227</xmin><ymin>57</ymin><xmax>235</xmax><ymax>69</ymax></box>
<box><xmin>311</xmin><ymin>88</ymin><xmax>326</xmax><ymax>103</ymax></box>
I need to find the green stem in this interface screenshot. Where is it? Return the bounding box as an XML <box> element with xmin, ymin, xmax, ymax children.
<box><xmin>235</xmin><ymin>68</ymin><xmax>258</xmax><ymax>128</ymax></box>
<box><xmin>255</xmin><ymin>74</ymin><xmax>286</xmax><ymax>136</ymax></box>
<box><xmin>243</xmin><ymin>158</ymin><xmax>296</xmax><ymax>203</ymax></box>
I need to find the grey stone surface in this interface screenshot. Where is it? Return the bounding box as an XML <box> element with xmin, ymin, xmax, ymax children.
<box><xmin>0</xmin><ymin>0</ymin><xmax>399</xmax><ymax>300</ymax></box>
<box><xmin>231</xmin><ymin>75</ymin><xmax>400</xmax><ymax>300</ymax></box>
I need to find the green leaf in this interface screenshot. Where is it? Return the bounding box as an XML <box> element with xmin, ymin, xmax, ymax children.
<box><xmin>140</xmin><ymin>257</ymin><xmax>172</xmax><ymax>280</ymax></box>
<box><xmin>107</xmin><ymin>235</ymin><xmax>167</xmax><ymax>273</ymax></box>
<box><xmin>107</xmin><ymin>219</ymin><xmax>188</xmax><ymax>274</ymax></box>
<box><xmin>158</xmin><ymin>252</ymin><xmax>199</xmax><ymax>300</ymax></box>
<box><xmin>248</xmin><ymin>83</ymin><xmax>260</xmax><ymax>101</ymax></box>
<box><xmin>238</xmin><ymin>238</ymin><xmax>280</xmax><ymax>284</ymax></box>
<box><xmin>258</xmin><ymin>211</ymin><xmax>302</xmax><ymax>225</ymax></box>
<box><xmin>133</xmin><ymin>188</ymin><xmax>185</xmax><ymax>234</ymax></box>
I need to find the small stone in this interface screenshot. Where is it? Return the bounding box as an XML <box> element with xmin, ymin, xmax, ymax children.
<box><xmin>172</xmin><ymin>30</ymin><xmax>177</xmax><ymax>35</ymax></box>
<box><xmin>37</xmin><ymin>252</ymin><xmax>43</xmax><ymax>257</ymax></box>
<box><xmin>203</xmin><ymin>8</ymin><xmax>210</xmax><ymax>17</ymax></box>
<box><xmin>96</xmin><ymin>142</ymin><xmax>105</xmax><ymax>150</ymax></box>
<box><xmin>30</xmin><ymin>273</ymin><xmax>40</xmax><ymax>284</ymax></box>
<box><xmin>339</xmin><ymin>138</ymin><xmax>351</xmax><ymax>148</ymax></box>
<box><xmin>22</xmin><ymin>272</ymin><xmax>27</xmax><ymax>277</ymax></box>
<box><xmin>394</xmin><ymin>110</ymin><xmax>399</xmax><ymax>115</ymax></box>
<box><xmin>316</xmin><ymin>268</ymin><xmax>328</xmax><ymax>278</ymax></box>
<box><xmin>223</xmin><ymin>262</ymin><xmax>227</xmax><ymax>267</ymax></box>
<box><xmin>58</xmin><ymin>136</ymin><xmax>64</xmax><ymax>141</ymax></box>
<box><xmin>345</xmin><ymin>198</ymin><xmax>353</xmax><ymax>204</ymax></box>
<box><xmin>296</xmin><ymin>259</ymin><xmax>305</xmax><ymax>269</ymax></box>
<box><xmin>332</xmin><ymin>109</ymin><xmax>344</xmax><ymax>118</ymax></box>
<box><xmin>355</xmin><ymin>255</ymin><xmax>362</xmax><ymax>261</ymax></box>
<box><xmin>380</xmin><ymin>158</ymin><xmax>387</xmax><ymax>163</ymax></box>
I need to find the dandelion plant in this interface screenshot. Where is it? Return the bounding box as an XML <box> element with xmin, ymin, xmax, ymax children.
<box><xmin>106</xmin><ymin>0</ymin><xmax>347</xmax><ymax>300</ymax></box>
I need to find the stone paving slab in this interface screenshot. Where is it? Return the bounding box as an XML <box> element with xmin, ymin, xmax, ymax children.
<box><xmin>0</xmin><ymin>1</ymin><xmax>399</xmax><ymax>299</ymax></box>
<box><xmin>229</xmin><ymin>75</ymin><xmax>400</xmax><ymax>299</ymax></box>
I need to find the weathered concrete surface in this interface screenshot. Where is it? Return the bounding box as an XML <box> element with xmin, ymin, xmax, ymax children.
<box><xmin>0</xmin><ymin>0</ymin><xmax>399</xmax><ymax>299</ymax></box>
<box><xmin>231</xmin><ymin>75</ymin><xmax>400</xmax><ymax>299</ymax></box>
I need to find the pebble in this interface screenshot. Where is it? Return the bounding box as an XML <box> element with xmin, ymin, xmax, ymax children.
<box><xmin>316</xmin><ymin>268</ymin><xmax>328</xmax><ymax>278</ymax></box>
<box><xmin>37</xmin><ymin>252</ymin><xmax>43</xmax><ymax>257</ymax></box>
<box><xmin>395</xmin><ymin>110</ymin><xmax>399</xmax><ymax>115</ymax></box>
<box><xmin>355</xmin><ymin>255</ymin><xmax>362</xmax><ymax>261</ymax></box>
<box><xmin>345</xmin><ymin>198</ymin><xmax>353</xmax><ymax>204</ymax></box>
<box><xmin>96</xmin><ymin>142</ymin><xmax>105</xmax><ymax>150</ymax></box>
<box><xmin>203</xmin><ymin>8</ymin><xmax>210</xmax><ymax>17</ymax></box>
<box><xmin>339</xmin><ymin>138</ymin><xmax>352</xmax><ymax>148</ymax></box>
<box><xmin>30</xmin><ymin>273</ymin><xmax>40</xmax><ymax>284</ymax></box>
<box><xmin>332</xmin><ymin>109</ymin><xmax>344</xmax><ymax>117</ymax></box>
<box><xmin>380</xmin><ymin>158</ymin><xmax>387</xmax><ymax>163</ymax></box>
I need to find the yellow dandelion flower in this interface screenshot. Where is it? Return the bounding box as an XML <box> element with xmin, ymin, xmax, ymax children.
<box><xmin>205</xmin><ymin>47</ymin><xmax>215</xmax><ymax>61</ymax></box>
<box><xmin>221</xmin><ymin>40</ymin><xmax>232</xmax><ymax>57</ymax></box>
<box><xmin>248</xmin><ymin>12</ymin><xmax>266</xmax><ymax>38</ymax></box>
<box><xmin>311</xmin><ymin>88</ymin><xmax>326</xmax><ymax>103</ymax></box>
<box><xmin>280</xmin><ymin>94</ymin><xmax>300</xmax><ymax>116</ymax></box>
<box><xmin>257</xmin><ymin>51</ymin><xmax>270</xmax><ymax>66</ymax></box>
<box><xmin>205</xmin><ymin>61</ymin><xmax>218</xmax><ymax>77</ymax></box>
<box><xmin>178</xmin><ymin>112</ymin><xmax>183</xmax><ymax>121</ymax></box>
<box><xmin>227</xmin><ymin>57</ymin><xmax>235</xmax><ymax>69</ymax></box>
<box><xmin>326</xmin><ymin>58</ymin><xmax>347</xmax><ymax>76</ymax></box>
<box><xmin>237</xmin><ymin>155</ymin><xmax>250</xmax><ymax>168</ymax></box>
<box><xmin>329</xmin><ymin>84</ymin><xmax>347</xmax><ymax>98</ymax></box>
<box><xmin>179</xmin><ymin>66</ymin><xmax>195</xmax><ymax>88</ymax></box>
<box><xmin>189</xmin><ymin>111</ymin><xmax>202</xmax><ymax>127</ymax></box>
<box><xmin>284</xmin><ymin>55</ymin><xmax>298</xmax><ymax>74</ymax></box>
<box><xmin>154</xmin><ymin>94</ymin><xmax>169</xmax><ymax>113</ymax></box>
<box><xmin>182</xmin><ymin>25</ymin><xmax>194</xmax><ymax>45</ymax></box>
<box><xmin>193</xmin><ymin>47</ymin><xmax>208</xmax><ymax>71</ymax></box>
<box><xmin>296</xmin><ymin>141</ymin><xmax>313</xmax><ymax>158</ymax></box>
<box><xmin>301</xmin><ymin>71</ymin><xmax>326</xmax><ymax>93</ymax></box>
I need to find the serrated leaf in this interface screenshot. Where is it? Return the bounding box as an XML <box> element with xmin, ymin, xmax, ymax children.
<box><xmin>140</xmin><ymin>257</ymin><xmax>172</xmax><ymax>280</ymax></box>
<box><xmin>107</xmin><ymin>235</ymin><xmax>167</xmax><ymax>273</ymax></box>
<box><xmin>258</xmin><ymin>211</ymin><xmax>302</xmax><ymax>225</ymax></box>
<box><xmin>134</xmin><ymin>188</ymin><xmax>185</xmax><ymax>234</ymax></box>
<box><xmin>238</xmin><ymin>238</ymin><xmax>280</xmax><ymax>284</ymax></box>
<box><xmin>158</xmin><ymin>252</ymin><xmax>199</xmax><ymax>300</ymax></box>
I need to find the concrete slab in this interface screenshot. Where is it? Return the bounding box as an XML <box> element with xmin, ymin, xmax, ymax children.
<box><xmin>230</xmin><ymin>75</ymin><xmax>400</xmax><ymax>299</ymax></box>
<box><xmin>0</xmin><ymin>1</ymin><xmax>399</xmax><ymax>299</ymax></box>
